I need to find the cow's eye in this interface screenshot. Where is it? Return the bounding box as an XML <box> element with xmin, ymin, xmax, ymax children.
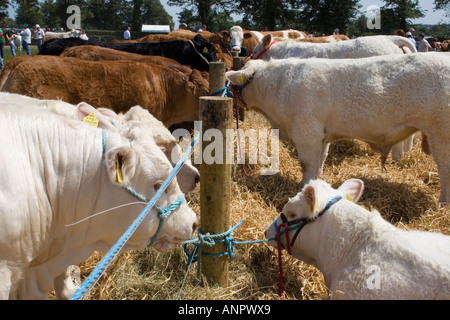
<box><xmin>154</xmin><ymin>182</ymin><xmax>163</xmax><ymax>191</ymax></box>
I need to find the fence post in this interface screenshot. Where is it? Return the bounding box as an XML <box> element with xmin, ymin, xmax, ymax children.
<box><xmin>199</xmin><ymin>62</ymin><xmax>232</xmax><ymax>286</ymax></box>
<box><xmin>231</xmin><ymin>51</ymin><xmax>246</xmax><ymax>121</ymax></box>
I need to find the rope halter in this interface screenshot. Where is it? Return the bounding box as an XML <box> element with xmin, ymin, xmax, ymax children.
<box><xmin>273</xmin><ymin>195</ymin><xmax>343</xmax><ymax>251</ymax></box>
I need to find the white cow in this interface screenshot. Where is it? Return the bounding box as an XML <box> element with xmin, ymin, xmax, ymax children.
<box><xmin>251</xmin><ymin>34</ymin><xmax>419</xmax><ymax>162</ymax></box>
<box><xmin>0</xmin><ymin>93</ymin><xmax>200</xmax><ymax>194</ymax></box>
<box><xmin>265</xmin><ymin>179</ymin><xmax>450</xmax><ymax>299</ymax></box>
<box><xmin>45</xmin><ymin>29</ymin><xmax>81</xmax><ymax>39</ymax></box>
<box><xmin>13</xmin><ymin>35</ymin><xmax>22</xmax><ymax>52</ymax></box>
<box><xmin>226</xmin><ymin>54</ymin><xmax>450</xmax><ymax>203</ymax></box>
<box><xmin>0</xmin><ymin>100</ymin><xmax>198</xmax><ymax>299</ymax></box>
<box><xmin>252</xmin><ymin>34</ymin><xmax>417</xmax><ymax>60</ymax></box>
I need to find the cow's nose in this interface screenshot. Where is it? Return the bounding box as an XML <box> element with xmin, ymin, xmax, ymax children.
<box><xmin>194</xmin><ymin>173</ymin><xmax>200</xmax><ymax>185</ymax></box>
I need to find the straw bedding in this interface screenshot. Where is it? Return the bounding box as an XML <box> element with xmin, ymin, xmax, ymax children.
<box><xmin>53</xmin><ymin>109</ymin><xmax>450</xmax><ymax>300</ymax></box>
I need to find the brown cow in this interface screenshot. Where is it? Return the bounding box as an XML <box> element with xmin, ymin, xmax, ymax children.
<box><xmin>0</xmin><ymin>55</ymin><xmax>209</xmax><ymax>127</ymax></box>
<box><xmin>61</xmin><ymin>44</ymin><xmax>234</xmax><ymax>70</ymax></box>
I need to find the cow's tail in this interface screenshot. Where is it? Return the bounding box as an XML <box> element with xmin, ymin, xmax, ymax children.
<box><xmin>393</xmin><ymin>36</ymin><xmax>417</xmax><ymax>54</ymax></box>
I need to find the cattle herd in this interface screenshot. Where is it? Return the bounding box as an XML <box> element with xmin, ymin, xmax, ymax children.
<box><xmin>0</xmin><ymin>25</ymin><xmax>449</xmax><ymax>300</ymax></box>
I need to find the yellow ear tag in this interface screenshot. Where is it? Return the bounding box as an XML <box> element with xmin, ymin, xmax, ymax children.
<box><xmin>82</xmin><ymin>112</ymin><xmax>99</xmax><ymax>128</ymax></box>
<box><xmin>203</xmin><ymin>47</ymin><xmax>209</xmax><ymax>53</ymax></box>
<box><xmin>236</xmin><ymin>75</ymin><xmax>244</xmax><ymax>84</ymax></box>
<box><xmin>116</xmin><ymin>157</ymin><xmax>123</xmax><ymax>184</ymax></box>
<box><xmin>315</xmin><ymin>201</ymin><xmax>320</xmax><ymax>213</ymax></box>
<box><xmin>346</xmin><ymin>194</ymin><xmax>354</xmax><ymax>202</ymax></box>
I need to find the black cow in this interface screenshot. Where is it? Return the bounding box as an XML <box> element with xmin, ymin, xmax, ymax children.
<box><xmin>39</xmin><ymin>35</ymin><xmax>218</xmax><ymax>71</ymax></box>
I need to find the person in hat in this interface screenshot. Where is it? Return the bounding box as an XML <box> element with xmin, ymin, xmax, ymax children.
<box><xmin>406</xmin><ymin>31</ymin><xmax>416</xmax><ymax>47</ymax></box>
<box><xmin>179</xmin><ymin>23</ymin><xmax>188</xmax><ymax>30</ymax></box>
<box><xmin>20</xmin><ymin>23</ymin><xmax>31</xmax><ymax>55</ymax></box>
<box><xmin>34</xmin><ymin>24</ymin><xmax>45</xmax><ymax>53</ymax></box>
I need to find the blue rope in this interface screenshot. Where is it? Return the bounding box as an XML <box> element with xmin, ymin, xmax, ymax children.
<box><xmin>70</xmin><ymin>133</ymin><xmax>200</xmax><ymax>300</ymax></box>
<box><xmin>211</xmin><ymin>81</ymin><xmax>233</xmax><ymax>98</ymax></box>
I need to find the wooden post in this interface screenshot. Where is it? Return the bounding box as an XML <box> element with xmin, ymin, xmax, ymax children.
<box><xmin>199</xmin><ymin>62</ymin><xmax>232</xmax><ymax>286</ymax></box>
<box><xmin>231</xmin><ymin>52</ymin><xmax>246</xmax><ymax>121</ymax></box>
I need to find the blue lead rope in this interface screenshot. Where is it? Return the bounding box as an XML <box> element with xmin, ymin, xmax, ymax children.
<box><xmin>69</xmin><ymin>133</ymin><xmax>200</xmax><ymax>300</ymax></box>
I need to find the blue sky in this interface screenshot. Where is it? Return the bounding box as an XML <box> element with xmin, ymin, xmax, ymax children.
<box><xmin>162</xmin><ymin>0</ymin><xmax>449</xmax><ymax>29</ymax></box>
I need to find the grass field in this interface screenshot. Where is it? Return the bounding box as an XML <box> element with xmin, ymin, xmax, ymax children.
<box><xmin>2</xmin><ymin>45</ymin><xmax>39</xmax><ymax>66</ymax></box>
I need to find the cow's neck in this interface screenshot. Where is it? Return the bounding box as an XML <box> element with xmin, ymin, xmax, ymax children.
<box><xmin>241</xmin><ymin>86</ymin><xmax>292</xmax><ymax>143</ymax></box>
<box><xmin>294</xmin><ymin>205</ymin><xmax>386</xmax><ymax>286</ymax></box>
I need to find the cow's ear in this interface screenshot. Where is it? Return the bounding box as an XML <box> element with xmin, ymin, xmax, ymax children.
<box><xmin>226</xmin><ymin>68</ymin><xmax>255</xmax><ymax>85</ymax></box>
<box><xmin>262</xmin><ymin>34</ymin><xmax>272</xmax><ymax>47</ymax></box>
<box><xmin>77</xmin><ymin>102</ymin><xmax>113</xmax><ymax>129</ymax></box>
<box><xmin>105</xmin><ymin>146</ymin><xmax>137</xmax><ymax>185</ymax></box>
<box><xmin>243</xmin><ymin>32</ymin><xmax>253</xmax><ymax>39</ymax></box>
<box><xmin>303</xmin><ymin>185</ymin><xmax>317</xmax><ymax>213</ymax></box>
<box><xmin>338</xmin><ymin>179</ymin><xmax>364</xmax><ymax>203</ymax></box>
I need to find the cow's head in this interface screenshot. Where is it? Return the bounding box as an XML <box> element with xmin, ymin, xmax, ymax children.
<box><xmin>190</xmin><ymin>34</ymin><xmax>219</xmax><ymax>70</ymax></box>
<box><xmin>226</xmin><ymin>59</ymin><xmax>266</xmax><ymax>87</ymax></box>
<box><xmin>265</xmin><ymin>179</ymin><xmax>364</xmax><ymax>263</ymax></box>
<box><xmin>77</xmin><ymin>103</ymin><xmax>198</xmax><ymax>252</ymax></box>
<box><xmin>120</xmin><ymin>106</ymin><xmax>200</xmax><ymax>193</ymax></box>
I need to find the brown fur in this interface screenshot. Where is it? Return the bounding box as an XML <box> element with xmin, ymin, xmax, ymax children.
<box><xmin>0</xmin><ymin>56</ymin><xmax>209</xmax><ymax>127</ymax></box>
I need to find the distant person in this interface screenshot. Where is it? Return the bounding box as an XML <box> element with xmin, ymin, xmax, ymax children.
<box><xmin>417</xmin><ymin>33</ymin><xmax>431</xmax><ymax>52</ymax></box>
<box><xmin>395</xmin><ymin>29</ymin><xmax>405</xmax><ymax>37</ymax></box>
<box><xmin>79</xmin><ymin>30</ymin><xmax>88</xmax><ymax>40</ymax></box>
<box><xmin>34</xmin><ymin>24</ymin><xmax>45</xmax><ymax>53</ymax></box>
<box><xmin>333</xmin><ymin>28</ymin><xmax>339</xmax><ymax>35</ymax></box>
<box><xmin>20</xmin><ymin>24</ymin><xmax>32</xmax><ymax>55</ymax></box>
<box><xmin>5</xmin><ymin>30</ymin><xmax>16</xmax><ymax>57</ymax></box>
<box><xmin>0</xmin><ymin>20</ymin><xmax>4</xmax><ymax>69</ymax></box>
<box><xmin>308</xmin><ymin>30</ymin><xmax>316</xmax><ymax>38</ymax></box>
<box><xmin>197</xmin><ymin>25</ymin><xmax>206</xmax><ymax>32</ymax></box>
<box><xmin>124</xmin><ymin>26</ymin><xmax>131</xmax><ymax>40</ymax></box>
<box><xmin>406</xmin><ymin>31</ymin><xmax>416</xmax><ymax>47</ymax></box>
<box><xmin>179</xmin><ymin>23</ymin><xmax>188</xmax><ymax>30</ymax></box>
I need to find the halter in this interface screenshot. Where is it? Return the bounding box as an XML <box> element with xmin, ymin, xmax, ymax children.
<box><xmin>250</xmin><ymin>40</ymin><xmax>277</xmax><ymax>60</ymax></box>
<box><xmin>273</xmin><ymin>195</ymin><xmax>343</xmax><ymax>250</ymax></box>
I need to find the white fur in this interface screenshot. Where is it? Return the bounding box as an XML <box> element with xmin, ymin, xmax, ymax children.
<box><xmin>251</xmin><ymin>35</ymin><xmax>419</xmax><ymax>162</ymax></box>
<box><xmin>265</xmin><ymin>179</ymin><xmax>450</xmax><ymax>299</ymax></box>
<box><xmin>226</xmin><ymin>53</ymin><xmax>450</xmax><ymax>203</ymax></box>
<box><xmin>0</xmin><ymin>95</ymin><xmax>197</xmax><ymax>299</ymax></box>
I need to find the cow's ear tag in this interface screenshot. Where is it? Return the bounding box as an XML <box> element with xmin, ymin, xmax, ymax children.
<box><xmin>82</xmin><ymin>112</ymin><xmax>99</xmax><ymax>128</ymax></box>
<box><xmin>236</xmin><ymin>75</ymin><xmax>244</xmax><ymax>83</ymax></box>
<box><xmin>116</xmin><ymin>157</ymin><xmax>123</xmax><ymax>183</ymax></box>
<box><xmin>346</xmin><ymin>194</ymin><xmax>353</xmax><ymax>202</ymax></box>
<box><xmin>203</xmin><ymin>46</ymin><xmax>209</xmax><ymax>53</ymax></box>
<box><xmin>315</xmin><ymin>200</ymin><xmax>320</xmax><ymax>212</ymax></box>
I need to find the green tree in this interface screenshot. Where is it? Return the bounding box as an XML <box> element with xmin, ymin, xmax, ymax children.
<box><xmin>168</xmin><ymin>0</ymin><xmax>235</xmax><ymax>32</ymax></box>
<box><xmin>141</xmin><ymin>0</ymin><xmax>173</xmax><ymax>27</ymax></box>
<box><xmin>131</xmin><ymin>0</ymin><xmax>142</xmax><ymax>33</ymax></box>
<box><xmin>381</xmin><ymin>0</ymin><xmax>424</xmax><ymax>32</ymax></box>
<box><xmin>41</xmin><ymin>0</ymin><xmax>61</xmax><ymax>29</ymax></box>
<box><xmin>0</xmin><ymin>0</ymin><xmax>9</xmax><ymax>20</ymax></box>
<box><xmin>297</xmin><ymin>0</ymin><xmax>360</xmax><ymax>35</ymax></box>
<box><xmin>15</xmin><ymin>0</ymin><xmax>43</xmax><ymax>26</ymax></box>
<box><xmin>237</xmin><ymin>0</ymin><xmax>300</xmax><ymax>30</ymax></box>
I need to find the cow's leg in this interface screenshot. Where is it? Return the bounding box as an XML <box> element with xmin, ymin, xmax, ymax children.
<box><xmin>424</xmin><ymin>135</ymin><xmax>450</xmax><ymax>204</ymax></box>
<box><xmin>292</xmin><ymin>131</ymin><xmax>328</xmax><ymax>187</ymax></box>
